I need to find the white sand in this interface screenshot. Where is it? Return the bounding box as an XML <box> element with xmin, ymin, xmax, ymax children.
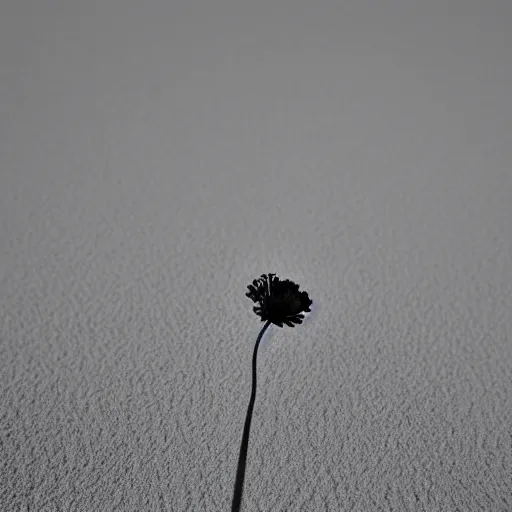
<box><xmin>1</xmin><ymin>1</ymin><xmax>511</xmax><ymax>510</ymax></box>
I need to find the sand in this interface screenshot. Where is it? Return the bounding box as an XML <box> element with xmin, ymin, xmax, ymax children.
<box><xmin>1</xmin><ymin>1</ymin><xmax>511</xmax><ymax>510</ymax></box>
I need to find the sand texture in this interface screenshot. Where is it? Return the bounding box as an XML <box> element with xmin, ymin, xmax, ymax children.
<box><xmin>1</xmin><ymin>1</ymin><xmax>511</xmax><ymax>510</ymax></box>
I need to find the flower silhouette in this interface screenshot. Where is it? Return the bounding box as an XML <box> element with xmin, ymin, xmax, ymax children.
<box><xmin>246</xmin><ymin>273</ymin><xmax>313</xmax><ymax>327</ymax></box>
<box><xmin>231</xmin><ymin>273</ymin><xmax>313</xmax><ymax>512</ymax></box>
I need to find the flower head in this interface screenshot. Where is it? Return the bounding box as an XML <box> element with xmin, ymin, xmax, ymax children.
<box><xmin>246</xmin><ymin>273</ymin><xmax>313</xmax><ymax>328</ymax></box>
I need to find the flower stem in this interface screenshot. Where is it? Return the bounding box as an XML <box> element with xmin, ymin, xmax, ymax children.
<box><xmin>231</xmin><ymin>320</ymin><xmax>272</xmax><ymax>512</ymax></box>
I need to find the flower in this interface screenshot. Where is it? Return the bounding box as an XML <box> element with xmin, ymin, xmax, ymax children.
<box><xmin>246</xmin><ymin>273</ymin><xmax>313</xmax><ymax>328</ymax></box>
<box><xmin>231</xmin><ymin>273</ymin><xmax>313</xmax><ymax>511</ymax></box>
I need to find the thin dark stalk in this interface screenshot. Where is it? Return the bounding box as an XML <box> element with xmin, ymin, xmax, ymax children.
<box><xmin>231</xmin><ymin>320</ymin><xmax>272</xmax><ymax>512</ymax></box>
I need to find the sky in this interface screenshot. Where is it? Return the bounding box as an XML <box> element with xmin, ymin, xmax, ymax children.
<box><xmin>1</xmin><ymin>1</ymin><xmax>511</xmax><ymax>510</ymax></box>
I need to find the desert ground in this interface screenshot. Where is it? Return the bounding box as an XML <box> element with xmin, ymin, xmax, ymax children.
<box><xmin>1</xmin><ymin>1</ymin><xmax>511</xmax><ymax>510</ymax></box>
